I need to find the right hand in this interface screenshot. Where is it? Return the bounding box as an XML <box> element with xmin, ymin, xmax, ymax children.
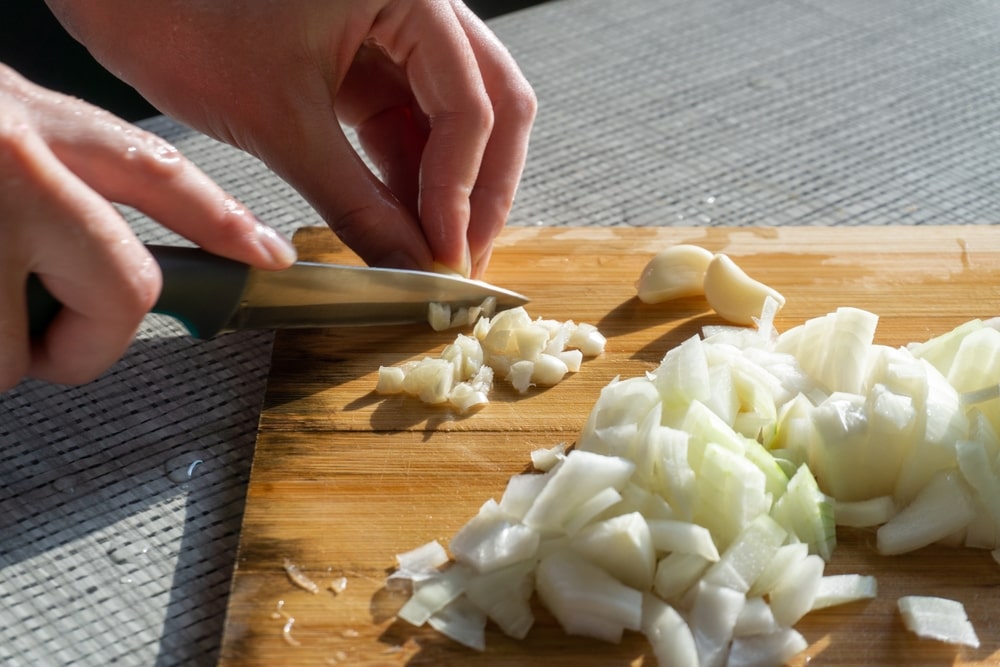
<box><xmin>0</xmin><ymin>64</ymin><xmax>297</xmax><ymax>391</ymax></box>
<box><xmin>46</xmin><ymin>0</ymin><xmax>537</xmax><ymax>279</ymax></box>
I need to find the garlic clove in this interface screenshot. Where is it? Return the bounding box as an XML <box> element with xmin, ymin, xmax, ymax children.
<box><xmin>637</xmin><ymin>244</ymin><xmax>714</xmax><ymax>304</ymax></box>
<box><xmin>703</xmin><ymin>253</ymin><xmax>785</xmax><ymax>326</ymax></box>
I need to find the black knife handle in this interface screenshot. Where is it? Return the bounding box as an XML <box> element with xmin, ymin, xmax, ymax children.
<box><xmin>27</xmin><ymin>245</ymin><xmax>251</xmax><ymax>340</ymax></box>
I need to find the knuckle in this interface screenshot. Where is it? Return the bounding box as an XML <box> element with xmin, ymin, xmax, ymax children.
<box><xmin>111</xmin><ymin>251</ymin><xmax>163</xmax><ymax>320</ymax></box>
<box><xmin>0</xmin><ymin>113</ymin><xmax>36</xmax><ymax>168</ymax></box>
<box><xmin>495</xmin><ymin>77</ymin><xmax>538</xmax><ymax>126</ymax></box>
<box><xmin>121</xmin><ymin>130</ymin><xmax>185</xmax><ymax>178</ymax></box>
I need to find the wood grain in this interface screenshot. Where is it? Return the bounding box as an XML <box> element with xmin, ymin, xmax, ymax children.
<box><xmin>220</xmin><ymin>225</ymin><xmax>1000</xmax><ymax>666</ymax></box>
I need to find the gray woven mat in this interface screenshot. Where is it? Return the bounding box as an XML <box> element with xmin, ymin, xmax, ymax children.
<box><xmin>2</xmin><ymin>0</ymin><xmax>998</xmax><ymax>665</ymax></box>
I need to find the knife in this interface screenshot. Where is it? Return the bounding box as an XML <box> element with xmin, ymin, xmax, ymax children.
<box><xmin>27</xmin><ymin>245</ymin><xmax>529</xmax><ymax>339</ymax></box>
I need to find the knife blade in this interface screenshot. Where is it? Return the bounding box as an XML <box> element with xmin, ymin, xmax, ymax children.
<box><xmin>27</xmin><ymin>245</ymin><xmax>529</xmax><ymax>339</ymax></box>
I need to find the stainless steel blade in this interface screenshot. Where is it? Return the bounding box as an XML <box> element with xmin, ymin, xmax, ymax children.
<box><xmin>224</xmin><ymin>262</ymin><xmax>529</xmax><ymax>331</ymax></box>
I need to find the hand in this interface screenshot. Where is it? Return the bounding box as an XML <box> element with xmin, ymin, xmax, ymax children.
<box><xmin>47</xmin><ymin>0</ymin><xmax>537</xmax><ymax>278</ymax></box>
<box><xmin>0</xmin><ymin>64</ymin><xmax>296</xmax><ymax>390</ymax></box>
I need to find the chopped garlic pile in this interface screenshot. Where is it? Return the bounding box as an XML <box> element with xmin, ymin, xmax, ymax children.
<box><xmin>376</xmin><ymin>306</ymin><xmax>607</xmax><ymax>412</ymax></box>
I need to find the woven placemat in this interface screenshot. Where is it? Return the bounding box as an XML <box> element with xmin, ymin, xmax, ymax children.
<box><xmin>2</xmin><ymin>0</ymin><xmax>998</xmax><ymax>664</ymax></box>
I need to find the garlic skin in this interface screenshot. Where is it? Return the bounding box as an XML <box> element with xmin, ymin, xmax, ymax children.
<box><xmin>703</xmin><ymin>253</ymin><xmax>785</xmax><ymax>325</ymax></box>
<box><xmin>636</xmin><ymin>244</ymin><xmax>714</xmax><ymax>304</ymax></box>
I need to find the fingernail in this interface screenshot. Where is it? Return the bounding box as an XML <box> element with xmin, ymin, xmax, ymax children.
<box><xmin>256</xmin><ymin>223</ymin><xmax>298</xmax><ymax>266</ymax></box>
<box><xmin>444</xmin><ymin>244</ymin><xmax>472</xmax><ymax>279</ymax></box>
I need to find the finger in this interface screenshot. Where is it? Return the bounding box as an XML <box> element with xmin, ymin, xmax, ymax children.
<box><xmin>248</xmin><ymin>78</ymin><xmax>434</xmax><ymax>272</ymax></box>
<box><xmin>450</xmin><ymin>0</ymin><xmax>537</xmax><ymax>278</ymax></box>
<box><xmin>338</xmin><ymin>43</ymin><xmax>428</xmax><ymax>219</ymax></box>
<box><xmin>41</xmin><ymin>100</ymin><xmax>297</xmax><ymax>270</ymax></box>
<box><xmin>0</xmin><ymin>253</ymin><xmax>29</xmax><ymax>391</ymax></box>
<box><xmin>0</xmin><ymin>128</ymin><xmax>161</xmax><ymax>386</ymax></box>
<box><xmin>370</xmin><ymin>2</ymin><xmax>497</xmax><ymax>276</ymax></box>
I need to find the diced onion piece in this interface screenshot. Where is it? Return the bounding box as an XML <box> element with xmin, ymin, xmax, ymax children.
<box><xmin>955</xmin><ymin>439</ymin><xmax>1000</xmax><ymax>530</ymax></box>
<box><xmin>897</xmin><ymin>595</ymin><xmax>980</xmax><ymax>648</ymax></box>
<box><xmin>394</xmin><ymin>540</ymin><xmax>449</xmax><ymax>576</ymax></box>
<box><xmin>463</xmin><ymin>560</ymin><xmax>535</xmax><ymax>639</ymax></box>
<box><xmin>776</xmin><ymin>307</ymin><xmax>878</xmax><ymax>395</ymax></box>
<box><xmin>570</xmin><ymin>512</ymin><xmax>656</xmax><ymax>590</ymax></box>
<box><xmin>693</xmin><ymin>442</ymin><xmax>771</xmax><ymax>552</ymax></box>
<box><xmin>498</xmin><ymin>473</ymin><xmax>551</xmax><ymax>520</ymax></box>
<box><xmin>701</xmin><ymin>514</ymin><xmax>786</xmax><ymax>593</ymax></box>
<box><xmin>282</xmin><ymin>558</ymin><xmax>320</xmax><ymax>594</ymax></box>
<box><xmin>535</xmin><ymin>549</ymin><xmax>643</xmax><ymax>643</ymax></box>
<box><xmin>641</xmin><ymin>593</ymin><xmax>698</xmax><ymax>666</ymax></box>
<box><xmin>562</xmin><ymin>487</ymin><xmax>624</xmax><ymax>536</ymax></box>
<box><xmin>727</xmin><ymin>629</ymin><xmax>809</xmax><ymax>667</ymax></box>
<box><xmin>646</xmin><ymin>519</ymin><xmax>720</xmax><ymax>561</ymax></box>
<box><xmin>834</xmin><ymin>496</ymin><xmax>897</xmax><ymax>527</ymax></box>
<box><xmin>427</xmin><ymin>595</ymin><xmax>487</xmax><ymax>651</ymax></box>
<box><xmin>877</xmin><ymin>470</ymin><xmax>975</xmax><ymax>556</ymax></box>
<box><xmin>654</xmin><ymin>551</ymin><xmax>712</xmax><ymax>601</ymax></box>
<box><xmin>688</xmin><ymin>580</ymin><xmax>745</xmax><ymax>667</ymax></box>
<box><xmin>733</xmin><ymin>596</ymin><xmax>779</xmax><ymax>637</ymax></box>
<box><xmin>770</xmin><ymin>464</ymin><xmax>835</xmax><ymax>561</ymax></box>
<box><xmin>768</xmin><ymin>553</ymin><xmax>824</xmax><ymax>627</ymax></box>
<box><xmin>397</xmin><ymin>564</ymin><xmax>472</xmax><ymax>627</ymax></box>
<box><xmin>329</xmin><ymin>577</ymin><xmax>348</xmax><ymax>595</ymax></box>
<box><xmin>747</xmin><ymin>542</ymin><xmax>808</xmax><ymax>599</ymax></box>
<box><xmin>810</xmin><ymin>574</ymin><xmax>877</xmax><ymax>611</ymax></box>
<box><xmin>449</xmin><ymin>500</ymin><xmax>541</xmax><ymax>574</ymax></box>
<box><xmin>521</xmin><ymin>450</ymin><xmax>635</xmax><ymax>534</ymax></box>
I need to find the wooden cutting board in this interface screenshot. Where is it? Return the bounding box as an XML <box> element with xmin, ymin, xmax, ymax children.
<box><xmin>219</xmin><ymin>225</ymin><xmax>1000</xmax><ymax>666</ymax></box>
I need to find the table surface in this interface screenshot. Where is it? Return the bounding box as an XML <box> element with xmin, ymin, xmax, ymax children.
<box><xmin>2</xmin><ymin>0</ymin><xmax>999</xmax><ymax>665</ymax></box>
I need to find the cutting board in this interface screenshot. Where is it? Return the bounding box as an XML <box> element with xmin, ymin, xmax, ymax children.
<box><xmin>219</xmin><ymin>225</ymin><xmax>1000</xmax><ymax>666</ymax></box>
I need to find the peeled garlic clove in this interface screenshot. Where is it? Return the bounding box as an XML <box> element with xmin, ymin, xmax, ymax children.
<box><xmin>703</xmin><ymin>253</ymin><xmax>785</xmax><ymax>326</ymax></box>
<box><xmin>376</xmin><ymin>366</ymin><xmax>406</xmax><ymax>394</ymax></box>
<box><xmin>428</xmin><ymin>302</ymin><xmax>453</xmax><ymax>332</ymax></box>
<box><xmin>532</xmin><ymin>353</ymin><xmax>570</xmax><ymax>387</ymax></box>
<box><xmin>636</xmin><ymin>244</ymin><xmax>714</xmax><ymax>304</ymax></box>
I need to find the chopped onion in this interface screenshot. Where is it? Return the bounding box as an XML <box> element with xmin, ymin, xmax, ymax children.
<box><xmin>397</xmin><ymin>563</ymin><xmax>472</xmax><ymax>627</ymax></box>
<box><xmin>876</xmin><ymin>470</ymin><xmax>975</xmax><ymax>555</ymax></box>
<box><xmin>386</xmin><ymin>302</ymin><xmax>1000</xmax><ymax>663</ymax></box>
<box><xmin>641</xmin><ymin>593</ymin><xmax>698</xmax><ymax>666</ymax></box>
<box><xmin>810</xmin><ymin>574</ymin><xmax>877</xmax><ymax>611</ymax></box>
<box><xmin>897</xmin><ymin>595</ymin><xmax>980</xmax><ymax>648</ymax></box>
<box><xmin>427</xmin><ymin>595</ymin><xmax>487</xmax><ymax>651</ymax></box>
<box><xmin>282</xmin><ymin>558</ymin><xmax>319</xmax><ymax>594</ymax></box>
<box><xmin>535</xmin><ymin>549</ymin><xmax>643</xmax><ymax>644</ymax></box>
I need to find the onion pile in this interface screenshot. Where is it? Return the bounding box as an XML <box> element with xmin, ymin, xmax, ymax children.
<box><xmin>387</xmin><ymin>292</ymin><xmax>1000</xmax><ymax>663</ymax></box>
